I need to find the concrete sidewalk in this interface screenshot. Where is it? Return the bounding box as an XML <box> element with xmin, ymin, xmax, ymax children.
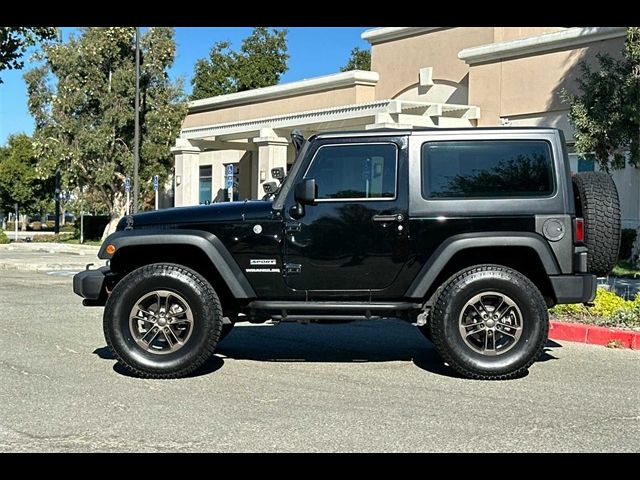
<box><xmin>0</xmin><ymin>242</ymin><xmax>103</xmax><ymax>273</ymax></box>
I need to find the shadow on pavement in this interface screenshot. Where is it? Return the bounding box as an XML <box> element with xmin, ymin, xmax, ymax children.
<box><xmin>539</xmin><ymin>339</ymin><xmax>562</xmax><ymax>362</ymax></box>
<box><xmin>93</xmin><ymin>346</ymin><xmax>116</xmax><ymax>360</ymax></box>
<box><xmin>94</xmin><ymin>320</ymin><xmax>562</xmax><ymax>380</ymax></box>
<box><xmin>92</xmin><ymin>345</ymin><xmax>225</xmax><ymax>378</ymax></box>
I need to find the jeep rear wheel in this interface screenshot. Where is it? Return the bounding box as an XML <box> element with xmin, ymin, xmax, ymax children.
<box><xmin>104</xmin><ymin>263</ymin><xmax>223</xmax><ymax>379</ymax></box>
<box><xmin>429</xmin><ymin>265</ymin><xmax>548</xmax><ymax>380</ymax></box>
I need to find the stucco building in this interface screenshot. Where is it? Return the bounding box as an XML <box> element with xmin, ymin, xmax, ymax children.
<box><xmin>172</xmin><ymin>26</ymin><xmax>639</xmax><ymax>228</ymax></box>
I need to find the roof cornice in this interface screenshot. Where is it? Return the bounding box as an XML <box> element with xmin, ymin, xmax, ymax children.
<box><xmin>361</xmin><ymin>27</ymin><xmax>444</xmax><ymax>44</ymax></box>
<box><xmin>188</xmin><ymin>70</ymin><xmax>379</xmax><ymax>113</ymax></box>
<box><xmin>458</xmin><ymin>27</ymin><xmax>627</xmax><ymax>64</ymax></box>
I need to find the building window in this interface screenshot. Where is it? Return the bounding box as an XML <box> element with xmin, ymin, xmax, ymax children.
<box><xmin>568</xmin><ymin>153</ymin><xmax>596</xmax><ymax>173</ymax></box>
<box><xmin>421</xmin><ymin>140</ymin><xmax>555</xmax><ymax>199</ymax></box>
<box><xmin>199</xmin><ymin>165</ymin><xmax>213</xmax><ymax>204</ymax></box>
<box><xmin>305</xmin><ymin>143</ymin><xmax>397</xmax><ymax>200</ymax></box>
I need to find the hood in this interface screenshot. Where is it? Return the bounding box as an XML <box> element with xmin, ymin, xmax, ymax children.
<box><xmin>117</xmin><ymin>200</ymin><xmax>274</xmax><ymax>230</ymax></box>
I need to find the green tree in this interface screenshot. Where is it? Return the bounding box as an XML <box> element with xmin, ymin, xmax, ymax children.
<box><xmin>0</xmin><ymin>134</ymin><xmax>54</xmax><ymax>228</ymax></box>
<box><xmin>563</xmin><ymin>28</ymin><xmax>640</xmax><ymax>170</ymax></box>
<box><xmin>191</xmin><ymin>41</ymin><xmax>235</xmax><ymax>98</ymax></box>
<box><xmin>0</xmin><ymin>27</ymin><xmax>57</xmax><ymax>83</ymax></box>
<box><xmin>340</xmin><ymin>47</ymin><xmax>370</xmax><ymax>72</ymax></box>
<box><xmin>191</xmin><ymin>27</ymin><xmax>288</xmax><ymax>100</ymax></box>
<box><xmin>25</xmin><ymin>27</ymin><xmax>187</xmax><ymax>239</ymax></box>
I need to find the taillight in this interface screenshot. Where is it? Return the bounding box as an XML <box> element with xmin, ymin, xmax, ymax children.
<box><xmin>574</xmin><ymin>217</ymin><xmax>584</xmax><ymax>243</ymax></box>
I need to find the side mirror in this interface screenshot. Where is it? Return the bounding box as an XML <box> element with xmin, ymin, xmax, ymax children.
<box><xmin>294</xmin><ymin>178</ymin><xmax>316</xmax><ymax>205</ymax></box>
<box><xmin>262</xmin><ymin>182</ymin><xmax>277</xmax><ymax>195</ymax></box>
<box><xmin>271</xmin><ymin>167</ymin><xmax>285</xmax><ymax>181</ymax></box>
<box><xmin>290</xmin><ymin>179</ymin><xmax>316</xmax><ymax>219</ymax></box>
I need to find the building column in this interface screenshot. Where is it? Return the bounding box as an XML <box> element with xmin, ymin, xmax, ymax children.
<box><xmin>252</xmin><ymin>129</ymin><xmax>289</xmax><ymax>199</ymax></box>
<box><xmin>171</xmin><ymin>138</ymin><xmax>201</xmax><ymax>207</ymax></box>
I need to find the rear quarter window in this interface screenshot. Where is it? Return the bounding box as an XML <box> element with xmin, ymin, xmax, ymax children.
<box><xmin>421</xmin><ymin>140</ymin><xmax>555</xmax><ymax>199</ymax></box>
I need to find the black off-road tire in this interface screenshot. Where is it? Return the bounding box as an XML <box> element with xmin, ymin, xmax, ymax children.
<box><xmin>572</xmin><ymin>171</ymin><xmax>621</xmax><ymax>276</ymax></box>
<box><xmin>430</xmin><ymin>265</ymin><xmax>549</xmax><ymax>380</ymax></box>
<box><xmin>104</xmin><ymin>263</ymin><xmax>223</xmax><ymax>379</ymax></box>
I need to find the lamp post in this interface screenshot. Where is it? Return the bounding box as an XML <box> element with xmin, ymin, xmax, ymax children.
<box><xmin>80</xmin><ymin>184</ymin><xmax>84</xmax><ymax>244</ymax></box>
<box><xmin>132</xmin><ymin>26</ymin><xmax>141</xmax><ymax>214</ymax></box>
<box><xmin>14</xmin><ymin>203</ymin><xmax>18</xmax><ymax>242</ymax></box>
<box><xmin>54</xmin><ymin>167</ymin><xmax>60</xmax><ymax>234</ymax></box>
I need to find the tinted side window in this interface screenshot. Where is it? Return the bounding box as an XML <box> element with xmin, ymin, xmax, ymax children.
<box><xmin>306</xmin><ymin>143</ymin><xmax>397</xmax><ymax>200</ymax></box>
<box><xmin>421</xmin><ymin>140</ymin><xmax>554</xmax><ymax>199</ymax></box>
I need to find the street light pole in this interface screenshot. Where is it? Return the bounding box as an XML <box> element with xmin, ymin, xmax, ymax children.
<box><xmin>54</xmin><ymin>168</ymin><xmax>61</xmax><ymax>234</ymax></box>
<box><xmin>14</xmin><ymin>204</ymin><xmax>18</xmax><ymax>242</ymax></box>
<box><xmin>133</xmin><ymin>26</ymin><xmax>141</xmax><ymax>214</ymax></box>
<box><xmin>80</xmin><ymin>184</ymin><xmax>84</xmax><ymax>244</ymax></box>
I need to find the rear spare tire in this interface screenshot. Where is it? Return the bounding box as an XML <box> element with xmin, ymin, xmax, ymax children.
<box><xmin>572</xmin><ymin>171</ymin><xmax>621</xmax><ymax>276</ymax></box>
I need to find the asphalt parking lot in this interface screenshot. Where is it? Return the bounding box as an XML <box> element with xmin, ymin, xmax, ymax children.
<box><xmin>0</xmin><ymin>270</ymin><xmax>638</xmax><ymax>452</ymax></box>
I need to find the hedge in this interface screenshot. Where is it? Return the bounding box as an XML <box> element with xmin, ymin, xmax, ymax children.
<box><xmin>549</xmin><ymin>287</ymin><xmax>640</xmax><ymax>331</ymax></box>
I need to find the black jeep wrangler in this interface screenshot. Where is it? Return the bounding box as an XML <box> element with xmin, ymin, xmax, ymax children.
<box><xmin>74</xmin><ymin>127</ymin><xmax>621</xmax><ymax>380</ymax></box>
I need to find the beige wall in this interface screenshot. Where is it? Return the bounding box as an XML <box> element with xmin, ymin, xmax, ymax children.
<box><xmin>183</xmin><ymin>84</ymin><xmax>375</xmax><ymax>129</ymax></box>
<box><xmin>469</xmin><ymin>37</ymin><xmax>625</xmax><ymax>127</ymax></box>
<box><xmin>493</xmin><ymin>27</ymin><xmax>566</xmax><ymax>42</ymax></box>
<box><xmin>371</xmin><ymin>27</ymin><xmax>495</xmax><ymax>100</ymax></box>
<box><xmin>182</xmin><ymin>150</ymin><xmax>245</xmax><ymax>204</ymax></box>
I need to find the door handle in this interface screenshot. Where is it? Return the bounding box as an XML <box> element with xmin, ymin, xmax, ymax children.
<box><xmin>372</xmin><ymin>214</ymin><xmax>404</xmax><ymax>223</ymax></box>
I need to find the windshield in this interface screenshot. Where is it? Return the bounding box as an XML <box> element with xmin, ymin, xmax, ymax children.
<box><xmin>272</xmin><ymin>139</ymin><xmax>311</xmax><ymax>210</ymax></box>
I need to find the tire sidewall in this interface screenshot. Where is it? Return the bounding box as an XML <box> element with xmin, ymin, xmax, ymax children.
<box><xmin>437</xmin><ymin>268</ymin><xmax>547</xmax><ymax>375</ymax></box>
<box><xmin>105</xmin><ymin>265</ymin><xmax>220</xmax><ymax>374</ymax></box>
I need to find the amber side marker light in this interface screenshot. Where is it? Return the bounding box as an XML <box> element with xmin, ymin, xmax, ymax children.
<box><xmin>105</xmin><ymin>244</ymin><xmax>116</xmax><ymax>255</ymax></box>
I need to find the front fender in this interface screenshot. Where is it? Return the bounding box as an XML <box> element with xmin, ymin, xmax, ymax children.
<box><xmin>100</xmin><ymin>229</ymin><xmax>256</xmax><ymax>299</ymax></box>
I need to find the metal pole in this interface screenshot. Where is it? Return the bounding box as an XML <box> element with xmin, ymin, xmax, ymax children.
<box><xmin>54</xmin><ymin>168</ymin><xmax>60</xmax><ymax>234</ymax></box>
<box><xmin>80</xmin><ymin>187</ymin><xmax>84</xmax><ymax>244</ymax></box>
<box><xmin>126</xmin><ymin>190</ymin><xmax>130</xmax><ymax>215</ymax></box>
<box><xmin>14</xmin><ymin>204</ymin><xmax>18</xmax><ymax>242</ymax></box>
<box><xmin>155</xmin><ymin>190</ymin><xmax>159</xmax><ymax>211</ymax></box>
<box><xmin>133</xmin><ymin>26</ymin><xmax>140</xmax><ymax>214</ymax></box>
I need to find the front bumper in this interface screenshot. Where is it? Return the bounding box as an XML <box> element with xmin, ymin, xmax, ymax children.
<box><xmin>549</xmin><ymin>274</ymin><xmax>597</xmax><ymax>304</ymax></box>
<box><xmin>73</xmin><ymin>266</ymin><xmax>110</xmax><ymax>305</ymax></box>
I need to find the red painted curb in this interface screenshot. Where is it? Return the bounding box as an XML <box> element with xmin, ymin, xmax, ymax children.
<box><xmin>549</xmin><ymin>320</ymin><xmax>640</xmax><ymax>350</ymax></box>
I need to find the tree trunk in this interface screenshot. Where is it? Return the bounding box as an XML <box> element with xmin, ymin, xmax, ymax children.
<box><xmin>101</xmin><ymin>191</ymin><xmax>127</xmax><ymax>241</ymax></box>
<box><xmin>631</xmin><ymin>65</ymin><xmax>640</xmax><ymax>268</ymax></box>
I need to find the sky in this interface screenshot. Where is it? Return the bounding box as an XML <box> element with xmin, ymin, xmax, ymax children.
<box><xmin>0</xmin><ymin>27</ymin><xmax>370</xmax><ymax>146</ymax></box>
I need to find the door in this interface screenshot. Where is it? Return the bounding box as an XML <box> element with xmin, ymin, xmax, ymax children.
<box><xmin>283</xmin><ymin>140</ymin><xmax>409</xmax><ymax>292</ymax></box>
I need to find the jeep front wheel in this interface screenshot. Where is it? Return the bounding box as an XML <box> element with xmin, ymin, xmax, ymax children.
<box><xmin>429</xmin><ymin>265</ymin><xmax>548</xmax><ymax>380</ymax></box>
<box><xmin>104</xmin><ymin>263</ymin><xmax>223</xmax><ymax>379</ymax></box>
